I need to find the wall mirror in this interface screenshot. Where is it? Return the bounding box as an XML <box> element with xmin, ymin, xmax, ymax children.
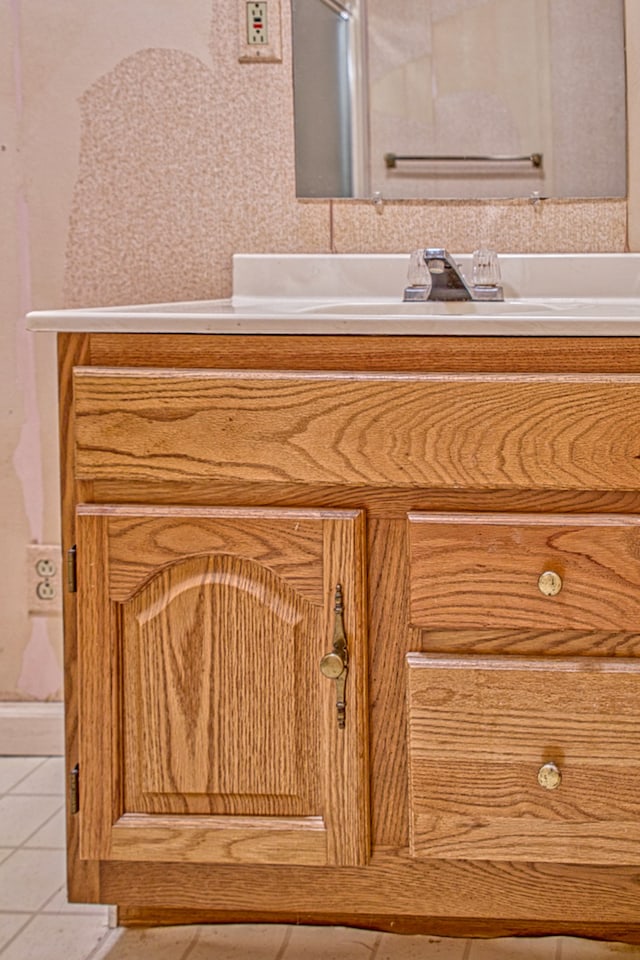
<box><xmin>291</xmin><ymin>0</ymin><xmax>627</xmax><ymax>200</ymax></box>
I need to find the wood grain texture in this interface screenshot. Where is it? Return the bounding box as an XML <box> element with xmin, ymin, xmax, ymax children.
<box><xmin>99</xmin><ymin>852</ymin><xmax>640</xmax><ymax>923</ymax></box>
<box><xmin>73</xmin><ymin>368</ymin><xmax>640</xmax><ymax>491</ymax></box>
<box><xmin>81</xmin><ymin>504</ymin><xmax>329</xmax><ymax>603</ymax></box>
<box><xmin>110</xmin><ymin>816</ymin><xmax>327</xmax><ymax>866</ymax></box>
<box><xmin>87</xmin><ymin>333</ymin><xmax>640</xmax><ymax>373</ymax></box>
<box><xmin>114</xmin><ymin>905</ymin><xmax>640</xmax><ymax>943</ymax></box>
<box><xmin>57</xmin><ymin>334</ymin><xmax>101</xmax><ymax>901</ymax></box>
<box><xmin>416</xmin><ymin>627</ymin><xmax>640</xmax><ymax>658</ymax></box>
<box><xmin>407</xmin><ymin>654</ymin><xmax>640</xmax><ymax>864</ymax></box>
<box><xmin>58</xmin><ymin>331</ymin><xmax>640</xmax><ymax>931</ymax></box>
<box><xmin>122</xmin><ymin>553</ymin><xmax>321</xmax><ymax>818</ymax></box>
<box><xmin>77</xmin><ymin>512</ymin><xmax>114</xmax><ymax>861</ymax></box>
<box><xmin>322</xmin><ymin>511</ymin><xmax>370</xmax><ymax>866</ymax></box>
<box><xmin>409</xmin><ymin>512</ymin><xmax>640</xmax><ymax>630</ymax></box>
<box><xmin>89</xmin><ymin>480</ymin><xmax>640</xmax><ymax>519</ymax></box>
<box><xmin>367</xmin><ymin>519</ymin><xmax>416</xmax><ymax>849</ymax></box>
<box><xmin>77</xmin><ymin>504</ymin><xmax>369</xmax><ymax>867</ymax></box>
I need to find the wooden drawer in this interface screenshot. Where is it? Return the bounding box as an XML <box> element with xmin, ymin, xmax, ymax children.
<box><xmin>406</xmin><ymin>653</ymin><xmax>640</xmax><ymax>865</ymax></box>
<box><xmin>72</xmin><ymin>368</ymin><xmax>640</xmax><ymax>491</ymax></box>
<box><xmin>408</xmin><ymin>512</ymin><xmax>640</xmax><ymax>630</ymax></box>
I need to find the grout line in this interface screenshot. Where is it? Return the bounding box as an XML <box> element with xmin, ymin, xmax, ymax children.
<box><xmin>0</xmin><ymin>914</ymin><xmax>35</xmax><ymax>959</ymax></box>
<box><xmin>0</xmin><ymin>757</ymin><xmax>48</xmax><ymax>798</ymax></box>
<box><xmin>329</xmin><ymin>199</ymin><xmax>336</xmax><ymax>253</ymax></box>
<box><xmin>0</xmin><ymin>798</ymin><xmax>65</xmax><ymax>882</ymax></box>
<box><xmin>369</xmin><ymin>931</ymin><xmax>384</xmax><ymax>959</ymax></box>
<box><xmin>462</xmin><ymin>938</ymin><xmax>473</xmax><ymax>960</ymax></box>
<box><xmin>555</xmin><ymin>937</ymin><xmax>563</xmax><ymax>960</ymax></box>
<box><xmin>83</xmin><ymin>926</ymin><xmax>122</xmax><ymax>960</ymax></box>
<box><xmin>181</xmin><ymin>925</ymin><xmax>204</xmax><ymax>960</ymax></box>
<box><xmin>15</xmin><ymin>844</ymin><xmax>65</xmax><ymax>851</ymax></box>
<box><xmin>274</xmin><ymin>925</ymin><xmax>293</xmax><ymax>960</ymax></box>
<box><xmin>38</xmin><ymin>881</ymin><xmax>72</xmax><ymax>914</ymax></box>
<box><xmin>18</xmin><ymin>800</ymin><xmax>65</xmax><ymax>849</ymax></box>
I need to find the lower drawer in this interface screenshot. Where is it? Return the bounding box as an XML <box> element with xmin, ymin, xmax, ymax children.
<box><xmin>406</xmin><ymin>653</ymin><xmax>640</xmax><ymax>865</ymax></box>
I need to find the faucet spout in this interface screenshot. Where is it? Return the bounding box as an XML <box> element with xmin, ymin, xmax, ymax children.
<box><xmin>422</xmin><ymin>248</ymin><xmax>473</xmax><ymax>301</ymax></box>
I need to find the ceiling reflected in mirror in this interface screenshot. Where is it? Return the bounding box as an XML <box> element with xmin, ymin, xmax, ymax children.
<box><xmin>292</xmin><ymin>0</ymin><xmax>627</xmax><ymax>200</ymax></box>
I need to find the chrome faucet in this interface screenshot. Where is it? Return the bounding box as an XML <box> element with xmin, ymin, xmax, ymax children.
<box><xmin>403</xmin><ymin>248</ymin><xmax>503</xmax><ymax>302</ymax></box>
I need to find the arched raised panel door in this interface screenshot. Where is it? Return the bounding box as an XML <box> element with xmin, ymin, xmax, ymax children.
<box><xmin>75</xmin><ymin>505</ymin><xmax>368</xmax><ymax>867</ymax></box>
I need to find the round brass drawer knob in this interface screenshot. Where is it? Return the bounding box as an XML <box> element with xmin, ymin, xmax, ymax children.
<box><xmin>538</xmin><ymin>761</ymin><xmax>562</xmax><ymax>790</ymax></box>
<box><xmin>538</xmin><ymin>570</ymin><xmax>563</xmax><ymax>597</ymax></box>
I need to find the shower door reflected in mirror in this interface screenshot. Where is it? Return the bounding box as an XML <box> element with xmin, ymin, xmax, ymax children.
<box><xmin>292</xmin><ymin>0</ymin><xmax>627</xmax><ymax>200</ymax></box>
<box><xmin>292</xmin><ymin>0</ymin><xmax>369</xmax><ymax>197</ymax></box>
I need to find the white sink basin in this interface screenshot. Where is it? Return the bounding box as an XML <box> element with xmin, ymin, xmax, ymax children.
<box><xmin>293</xmin><ymin>298</ymin><xmax>613</xmax><ymax>317</ymax></box>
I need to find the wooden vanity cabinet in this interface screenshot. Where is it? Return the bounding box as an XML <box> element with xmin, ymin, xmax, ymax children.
<box><xmin>59</xmin><ymin>332</ymin><xmax>640</xmax><ymax>941</ymax></box>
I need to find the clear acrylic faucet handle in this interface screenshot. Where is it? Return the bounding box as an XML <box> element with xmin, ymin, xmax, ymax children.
<box><xmin>472</xmin><ymin>248</ymin><xmax>501</xmax><ymax>287</ymax></box>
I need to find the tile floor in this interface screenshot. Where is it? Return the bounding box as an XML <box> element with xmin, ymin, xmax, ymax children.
<box><xmin>2</xmin><ymin>756</ymin><xmax>640</xmax><ymax>959</ymax></box>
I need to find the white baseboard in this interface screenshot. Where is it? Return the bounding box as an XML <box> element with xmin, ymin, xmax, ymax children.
<box><xmin>0</xmin><ymin>702</ymin><xmax>64</xmax><ymax>755</ymax></box>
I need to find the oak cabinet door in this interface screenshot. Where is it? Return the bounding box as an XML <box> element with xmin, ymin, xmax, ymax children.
<box><xmin>76</xmin><ymin>505</ymin><xmax>368</xmax><ymax>867</ymax></box>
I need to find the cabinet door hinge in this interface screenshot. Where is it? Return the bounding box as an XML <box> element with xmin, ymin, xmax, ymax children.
<box><xmin>69</xmin><ymin>763</ymin><xmax>80</xmax><ymax>814</ymax></box>
<box><xmin>67</xmin><ymin>545</ymin><xmax>77</xmax><ymax>593</ymax></box>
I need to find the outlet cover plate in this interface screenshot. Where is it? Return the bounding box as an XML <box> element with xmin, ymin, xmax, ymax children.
<box><xmin>239</xmin><ymin>0</ymin><xmax>282</xmax><ymax>63</ymax></box>
<box><xmin>26</xmin><ymin>544</ymin><xmax>63</xmax><ymax>616</ymax></box>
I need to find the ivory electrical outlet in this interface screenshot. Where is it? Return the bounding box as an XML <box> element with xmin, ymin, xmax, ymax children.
<box><xmin>238</xmin><ymin>0</ymin><xmax>282</xmax><ymax>62</ymax></box>
<box><xmin>27</xmin><ymin>543</ymin><xmax>63</xmax><ymax>615</ymax></box>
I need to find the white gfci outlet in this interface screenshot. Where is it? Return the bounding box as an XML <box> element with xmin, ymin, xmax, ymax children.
<box><xmin>27</xmin><ymin>544</ymin><xmax>63</xmax><ymax>616</ymax></box>
<box><xmin>238</xmin><ymin>0</ymin><xmax>281</xmax><ymax>62</ymax></box>
<box><xmin>247</xmin><ymin>1</ymin><xmax>268</xmax><ymax>44</ymax></box>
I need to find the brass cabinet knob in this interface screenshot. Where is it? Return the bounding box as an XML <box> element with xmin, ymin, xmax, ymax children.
<box><xmin>320</xmin><ymin>651</ymin><xmax>345</xmax><ymax>680</ymax></box>
<box><xmin>537</xmin><ymin>570</ymin><xmax>563</xmax><ymax>597</ymax></box>
<box><xmin>538</xmin><ymin>761</ymin><xmax>562</xmax><ymax>790</ymax></box>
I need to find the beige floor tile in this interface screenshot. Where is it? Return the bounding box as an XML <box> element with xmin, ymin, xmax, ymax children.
<box><xmin>0</xmin><ymin>848</ymin><xmax>66</xmax><ymax>911</ymax></box>
<box><xmin>0</xmin><ymin>848</ymin><xmax>13</xmax><ymax>864</ymax></box>
<box><xmin>377</xmin><ymin>932</ymin><xmax>469</xmax><ymax>959</ymax></box>
<box><xmin>24</xmin><ymin>806</ymin><xmax>66</xmax><ymax>848</ymax></box>
<box><xmin>0</xmin><ymin>913</ymin><xmax>110</xmax><ymax>960</ymax></box>
<box><xmin>190</xmin><ymin>923</ymin><xmax>290</xmax><ymax>959</ymax></box>
<box><xmin>0</xmin><ymin>794</ymin><xmax>63</xmax><ymax>846</ymax></box>
<box><xmin>0</xmin><ymin>757</ymin><xmax>43</xmax><ymax>794</ymax></box>
<box><xmin>281</xmin><ymin>924</ymin><xmax>381</xmax><ymax>959</ymax></box>
<box><xmin>11</xmin><ymin>756</ymin><xmax>65</xmax><ymax>795</ymax></box>
<box><xmin>558</xmin><ymin>937</ymin><xmax>640</xmax><ymax>958</ymax></box>
<box><xmin>0</xmin><ymin>913</ymin><xmax>31</xmax><ymax>952</ymax></box>
<box><xmin>42</xmin><ymin>884</ymin><xmax>109</xmax><ymax>916</ymax></box>
<box><xmin>91</xmin><ymin>924</ymin><xmax>199</xmax><ymax>959</ymax></box>
<box><xmin>469</xmin><ymin>937</ymin><xmax>561</xmax><ymax>959</ymax></box>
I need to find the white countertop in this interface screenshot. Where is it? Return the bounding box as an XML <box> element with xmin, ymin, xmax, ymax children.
<box><xmin>26</xmin><ymin>253</ymin><xmax>640</xmax><ymax>336</ymax></box>
<box><xmin>24</xmin><ymin>296</ymin><xmax>640</xmax><ymax>336</ymax></box>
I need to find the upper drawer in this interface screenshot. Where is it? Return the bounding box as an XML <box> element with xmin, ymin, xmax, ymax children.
<box><xmin>408</xmin><ymin>512</ymin><xmax>640</xmax><ymax>631</ymax></box>
<box><xmin>73</xmin><ymin>368</ymin><xmax>640</xmax><ymax>490</ymax></box>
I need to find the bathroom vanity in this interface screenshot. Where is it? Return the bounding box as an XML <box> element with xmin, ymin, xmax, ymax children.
<box><xmin>30</xmin><ymin>255</ymin><xmax>640</xmax><ymax>940</ymax></box>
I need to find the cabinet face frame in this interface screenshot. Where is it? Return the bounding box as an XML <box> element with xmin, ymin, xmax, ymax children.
<box><xmin>75</xmin><ymin>504</ymin><xmax>369</xmax><ymax>868</ymax></box>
